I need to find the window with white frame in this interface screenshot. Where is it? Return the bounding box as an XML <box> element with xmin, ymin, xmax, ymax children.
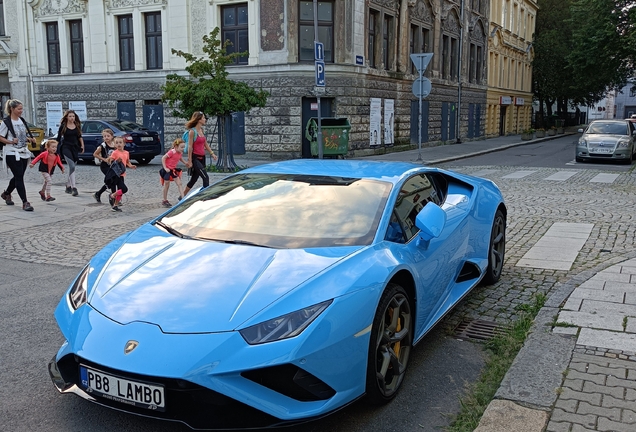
<box><xmin>46</xmin><ymin>22</ymin><xmax>61</xmax><ymax>74</ymax></box>
<box><xmin>145</xmin><ymin>12</ymin><xmax>162</xmax><ymax>69</ymax></box>
<box><xmin>118</xmin><ymin>15</ymin><xmax>134</xmax><ymax>71</ymax></box>
<box><xmin>221</xmin><ymin>3</ymin><xmax>248</xmax><ymax>65</ymax></box>
<box><xmin>69</xmin><ymin>20</ymin><xmax>84</xmax><ymax>73</ymax></box>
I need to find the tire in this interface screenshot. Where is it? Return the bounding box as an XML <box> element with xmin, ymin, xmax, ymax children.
<box><xmin>483</xmin><ymin>209</ymin><xmax>506</xmax><ymax>285</ymax></box>
<box><xmin>136</xmin><ymin>157</ymin><xmax>152</xmax><ymax>165</ymax></box>
<box><xmin>365</xmin><ymin>283</ymin><xmax>413</xmax><ymax>405</ymax></box>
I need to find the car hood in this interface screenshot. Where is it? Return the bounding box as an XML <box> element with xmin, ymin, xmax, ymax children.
<box><xmin>584</xmin><ymin>134</ymin><xmax>625</xmax><ymax>143</ymax></box>
<box><xmin>88</xmin><ymin>225</ymin><xmax>358</xmax><ymax>333</ymax></box>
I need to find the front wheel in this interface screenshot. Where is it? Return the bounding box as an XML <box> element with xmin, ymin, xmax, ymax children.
<box><xmin>365</xmin><ymin>283</ymin><xmax>413</xmax><ymax>405</ymax></box>
<box><xmin>483</xmin><ymin>209</ymin><xmax>506</xmax><ymax>285</ymax></box>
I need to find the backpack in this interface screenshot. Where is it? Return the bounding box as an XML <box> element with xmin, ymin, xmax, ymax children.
<box><xmin>1</xmin><ymin>116</ymin><xmax>34</xmax><ymax>150</ymax></box>
<box><xmin>181</xmin><ymin>129</ymin><xmax>197</xmax><ymax>154</ymax></box>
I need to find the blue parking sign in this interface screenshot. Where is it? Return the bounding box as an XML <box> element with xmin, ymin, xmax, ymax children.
<box><xmin>315</xmin><ymin>61</ymin><xmax>325</xmax><ymax>87</ymax></box>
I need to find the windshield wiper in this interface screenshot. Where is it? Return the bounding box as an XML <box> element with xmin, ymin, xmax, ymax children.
<box><xmin>155</xmin><ymin>221</ymin><xmax>190</xmax><ymax>239</ymax></box>
<box><xmin>221</xmin><ymin>239</ymin><xmax>273</xmax><ymax>248</ymax></box>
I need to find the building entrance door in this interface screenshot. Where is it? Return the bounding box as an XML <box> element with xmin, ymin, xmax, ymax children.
<box><xmin>499</xmin><ymin>106</ymin><xmax>507</xmax><ymax>136</ymax></box>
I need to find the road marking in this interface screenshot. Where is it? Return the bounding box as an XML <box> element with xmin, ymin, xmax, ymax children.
<box><xmin>516</xmin><ymin>222</ymin><xmax>593</xmax><ymax>271</ymax></box>
<box><xmin>501</xmin><ymin>170</ymin><xmax>536</xmax><ymax>179</ymax></box>
<box><xmin>544</xmin><ymin>171</ymin><xmax>577</xmax><ymax>181</ymax></box>
<box><xmin>589</xmin><ymin>173</ymin><xmax>620</xmax><ymax>183</ymax></box>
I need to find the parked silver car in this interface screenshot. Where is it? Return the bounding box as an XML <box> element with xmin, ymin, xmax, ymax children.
<box><xmin>576</xmin><ymin>120</ymin><xmax>636</xmax><ymax>164</ymax></box>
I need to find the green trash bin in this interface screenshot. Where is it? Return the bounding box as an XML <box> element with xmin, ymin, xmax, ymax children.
<box><xmin>305</xmin><ymin>117</ymin><xmax>351</xmax><ymax>157</ymax></box>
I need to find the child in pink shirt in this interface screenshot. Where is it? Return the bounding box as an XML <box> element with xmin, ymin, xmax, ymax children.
<box><xmin>29</xmin><ymin>140</ymin><xmax>64</xmax><ymax>201</ymax></box>
<box><xmin>160</xmin><ymin>138</ymin><xmax>187</xmax><ymax>207</ymax></box>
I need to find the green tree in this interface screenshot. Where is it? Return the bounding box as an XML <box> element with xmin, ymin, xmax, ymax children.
<box><xmin>532</xmin><ymin>0</ymin><xmax>574</xmax><ymax>126</ymax></box>
<box><xmin>162</xmin><ymin>28</ymin><xmax>268</xmax><ymax>171</ymax></box>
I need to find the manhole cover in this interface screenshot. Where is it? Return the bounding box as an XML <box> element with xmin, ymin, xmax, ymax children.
<box><xmin>454</xmin><ymin>319</ymin><xmax>503</xmax><ymax>341</ymax></box>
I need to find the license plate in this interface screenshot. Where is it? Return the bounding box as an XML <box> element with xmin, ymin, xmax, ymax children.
<box><xmin>79</xmin><ymin>365</ymin><xmax>165</xmax><ymax>411</ymax></box>
<box><xmin>140</xmin><ymin>137</ymin><xmax>154</xmax><ymax>142</ymax></box>
<box><xmin>590</xmin><ymin>148</ymin><xmax>613</xmax><ymax>154</ymax></box>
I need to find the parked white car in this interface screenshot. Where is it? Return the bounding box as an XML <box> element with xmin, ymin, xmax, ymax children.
<box><xmin>576</xmin><ymin>120</ymin><xmax>636</xmax><ymax>164</ymax></box>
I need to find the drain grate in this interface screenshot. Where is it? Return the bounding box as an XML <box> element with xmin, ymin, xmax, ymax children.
<box><xmin>454</xmin><ymin>319</ymin><xmax>504</xmax><ymax>341</ymax></box>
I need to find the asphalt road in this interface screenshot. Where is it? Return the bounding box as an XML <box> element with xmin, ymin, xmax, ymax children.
<box><xmin>446</xmin><ymin>134</ymin><xmax>635</xmax><ymax>170</ymax></box>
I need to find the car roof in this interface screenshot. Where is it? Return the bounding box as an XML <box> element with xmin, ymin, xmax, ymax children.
<box><xmin>242</xmin><ymin>160</ymin><xmax>426</xmax><ymax>185</ymax></box>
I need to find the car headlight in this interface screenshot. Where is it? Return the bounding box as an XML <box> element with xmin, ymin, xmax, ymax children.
<box><xmin>239</xmin><ymin>300</ymin><xmax>333</xmax><ymax>345</ymax></box>
<box><xmin>578</xmin><ymin>138</ymin><xmax>588</xmax><ymax>147</ymax></box>
<box><xmin>69</xmin><ymin>265</ymin><xmax>89</xmax><ymax>310</ymax></box>
<box><xmin>617</xmin><ymin>138</ymin><xmax>630</xmax><ymax>148</ymax></box>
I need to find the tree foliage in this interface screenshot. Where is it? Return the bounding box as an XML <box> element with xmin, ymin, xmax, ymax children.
<box><xmin>162</xmin><ymin>28</ymin><xmax>268</xmax><ymax>119</ymax></box>
<box><xmin>533</xmin><ymin>0</ymin><xmax>636</xmax><ymax>120</ymax></box>
<box><xmin>568</xmin><ymin>0</ymin><xmax>635</xmax><ymax>103</ymax></box>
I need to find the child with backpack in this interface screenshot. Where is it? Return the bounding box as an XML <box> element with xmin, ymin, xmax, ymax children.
<box><xmin>29</xmin><ymin>140</ymin><xmax>65</xmax><ymax>201</ymax></box>
<box><xmin>160</xmin><ymin>138</ymin><xmax>188</xmax><ymax>207</ymax></box>
<box><xmin>105</xmin><ymin>136</ymin><xmax>136</xmax><ymax>212</ymax></box>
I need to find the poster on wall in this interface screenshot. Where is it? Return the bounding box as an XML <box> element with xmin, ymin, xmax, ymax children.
<box><xmin>384</xmin><ymin>99</ymin><xmax>394</xmax><ymax>146</ymax></box>
<box><xmin>69</xmin><ymin>101</ymin><xmax>87</xmax><ymax>121</ymax></box>
<box><xmin>46</xmin><ymin>102</ymin><xmax>63</xmax><ymax>137</ymax></box>
<box><xmin>370</xmin><ymin>98</ymin><xmax>382</xmax><ymax>147</ymax></box>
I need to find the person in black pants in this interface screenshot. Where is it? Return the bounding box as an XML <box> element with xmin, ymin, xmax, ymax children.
<box><xmin>0</xmin><ymin>99</ymin><xmax>36</xmax><ymax>211</ymax></box>
<box><xmin>57</xmin><ymin>110</ymin><xmax>85</xmax><ymax>196</ymax></box>
<box><xmin>182</xmin><ymin>111</ymin><xmax>217</xmax><ymax>197</ymax></box>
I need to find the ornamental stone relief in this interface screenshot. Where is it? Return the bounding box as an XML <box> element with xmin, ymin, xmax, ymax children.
<box><xmin>33</xmin><ymin>0</ymin><xmax>86</xmax><ymax>18</ymax></box>
<box><xmin>371</xmin><ymin>0</ymin><xmax>399</xmax><ymax>11</ymax></box>
<box><xmin>470</xmin><ymin>19</ymin><xmax>486</xmax><ymax>43</ymax></box>
<box><xmin>411</xmin><ymin>0</ymin><xmax>434</xmax><ymax>24</ymax></box>
<box><xmin>106</xmin><ymin>0</ymin><xmax>167</xmax><ymax>10</ymax></box>
<box><xmin>442</xmin><ymin>9</ymin><xmax>460</xmax><ymax>35</ymax></box>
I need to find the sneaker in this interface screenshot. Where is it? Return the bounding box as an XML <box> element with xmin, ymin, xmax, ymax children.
<box><xmin>108</xmin><ymin>194</ymin><xmax>115</xmax><ymax>206</ymax></box>
<box><xmin>111</xmin><ymin>206</ymin><xmax>122</xmax><ymax>212</ymax></box>
<box><xmin>65</xmin><ymin>186</ymin><xmax>72</xmax><ymax>194</ymax></box>
<box><xmin>46</xmin><ymin>196</ymin><xmax>56</xmax><ymax>202</ymax></box>
<box><xmin>178</xmin><ymin>196</ymin><xmax>182</xmax><ymax>201</ymax></box>
<box><xmin>38</xmin><ymin>190</ymin><xmax>46</xmax><ymax>201</ymax></box>
<box><xmin>161</xmin><ymin>200</ymin><xmax>172</xmax><ymax>207</ymax></box>
<box><xmin>93</xmin><ymin>192</ymin><xmax>101</xmax><ymax>203</ymax></box>
<box><xmin>23</xmin><ymin>201</ymin><xmax>33</xmax><ymax>211</ymax></box>
<box><xmin>1</xmin><ymin>191</ymin><xmax>14</xmax><ymax>205</ymax></box>
<box><xmin>72</xmin><ymin>188</ymin><xmax>78</xmax><ymax>197</ymax></box>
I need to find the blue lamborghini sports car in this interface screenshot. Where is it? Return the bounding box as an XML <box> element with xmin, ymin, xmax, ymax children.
<box><xmin>49</xmin><ymin>160</ymin><xmax>506</xmax><ymax>429</ymax></box>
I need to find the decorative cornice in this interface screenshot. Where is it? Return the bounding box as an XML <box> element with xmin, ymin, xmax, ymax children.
<box><xmin>34</xmin><ymin>0</ymin><xmax>87</xmax><ymax>18</ymax></box>
<box><xmin>410</xmin><ymin>0</ymin><xmax>434</xmax><ymax>25</ymax></box>
<box><xmin>106</xmin><ymin>0</ymin><xmax>167</xmax><ymax>10</ymax></box>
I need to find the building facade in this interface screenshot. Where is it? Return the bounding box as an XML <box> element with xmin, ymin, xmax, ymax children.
<box><xmin>2</xmin><ymin>0</ymin><xmax>493</xmax><ymax>158</ymax></box>
<box><xmin>486</xmin><ymin>0</ymin><xmax>536</xmax><ymax>137</ymax></box>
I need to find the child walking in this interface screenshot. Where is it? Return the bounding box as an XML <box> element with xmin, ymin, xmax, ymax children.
<box><xmin>29</xmin><ymin>140</ymin><xmax>65</xmax><ymax>201</ymax></box>
<box><xmin>160</xmin><ymin>138</ymin><xmax>187</xmax><ymax>207</ymax></box>
<box><xmin>92</xmin><ymin>128</ymin><xmax>116</xmax><ymax>203</ymax></box>
<box><xmin>106</xmin><ymin>136</ymin><xmax>136</xmax><ymax>212</ymax></box>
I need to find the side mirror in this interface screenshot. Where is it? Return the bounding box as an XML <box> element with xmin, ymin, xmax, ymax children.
<box><xmin>577</xmin><ymin>128</ymin><xmax>584</xmax><ymax>133</ymax></box>
<box><xmin>415</xmin><ymin>203</ymin><xmax>446</xmax><ymax>242</ymax></box>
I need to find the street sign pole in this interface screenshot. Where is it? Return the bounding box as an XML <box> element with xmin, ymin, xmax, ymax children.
<box><xmin>418</xmin><ymin>58</ymin><xmax>423</xmax><ymax>161</ymax></box>
<box><xmin>313</xmin><ymin>0</ymin><xmax>323</xmax><ymax>159</ymax></box>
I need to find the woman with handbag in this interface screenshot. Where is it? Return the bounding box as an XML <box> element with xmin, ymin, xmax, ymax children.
<box><xmin>57</xmin><ymin>110</ymin><xmax>85</xmax><ymax>196</ymax></box>
<box><xmin>0</xmin><ymin>99</ymin><xmax>37</xmax><ymax>211</ymax></box>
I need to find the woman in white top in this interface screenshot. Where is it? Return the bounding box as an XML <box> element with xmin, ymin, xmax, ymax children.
<box><xmin>0</xmin><ymin>99</ymin><xmax>36</xmax><ymax>211</ymax></box>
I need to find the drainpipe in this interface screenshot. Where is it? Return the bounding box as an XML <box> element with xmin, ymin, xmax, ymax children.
<box><xmin>21</xmin><ymin>1</ymin><xmax>36</xmax><ymax>121</ymax></box>
<box><xmin>456</xmin><ymin>0</ymin><xmax>465</xmax><ymax>143</ymax></box>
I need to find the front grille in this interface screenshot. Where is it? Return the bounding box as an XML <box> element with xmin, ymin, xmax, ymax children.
<box><xmin>57</xmin><ymin>354</ymin><xmax>291</xmax><ymax>429</ymax></box>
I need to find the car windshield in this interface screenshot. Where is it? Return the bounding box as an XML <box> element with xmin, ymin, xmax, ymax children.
<box><xmin>157</xmin><ymin>173</ymin><xmax>392</xmax><ymax>248</ymax></box>
<box><xmin>587</xmin><ymin>122</ymin><xmax>628</xmax><ymax>135</ymax></box>
<box><xmin>109</xmin><ymin>120</ymin><xmax>147</xmax><ymax>132</ymax></box>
